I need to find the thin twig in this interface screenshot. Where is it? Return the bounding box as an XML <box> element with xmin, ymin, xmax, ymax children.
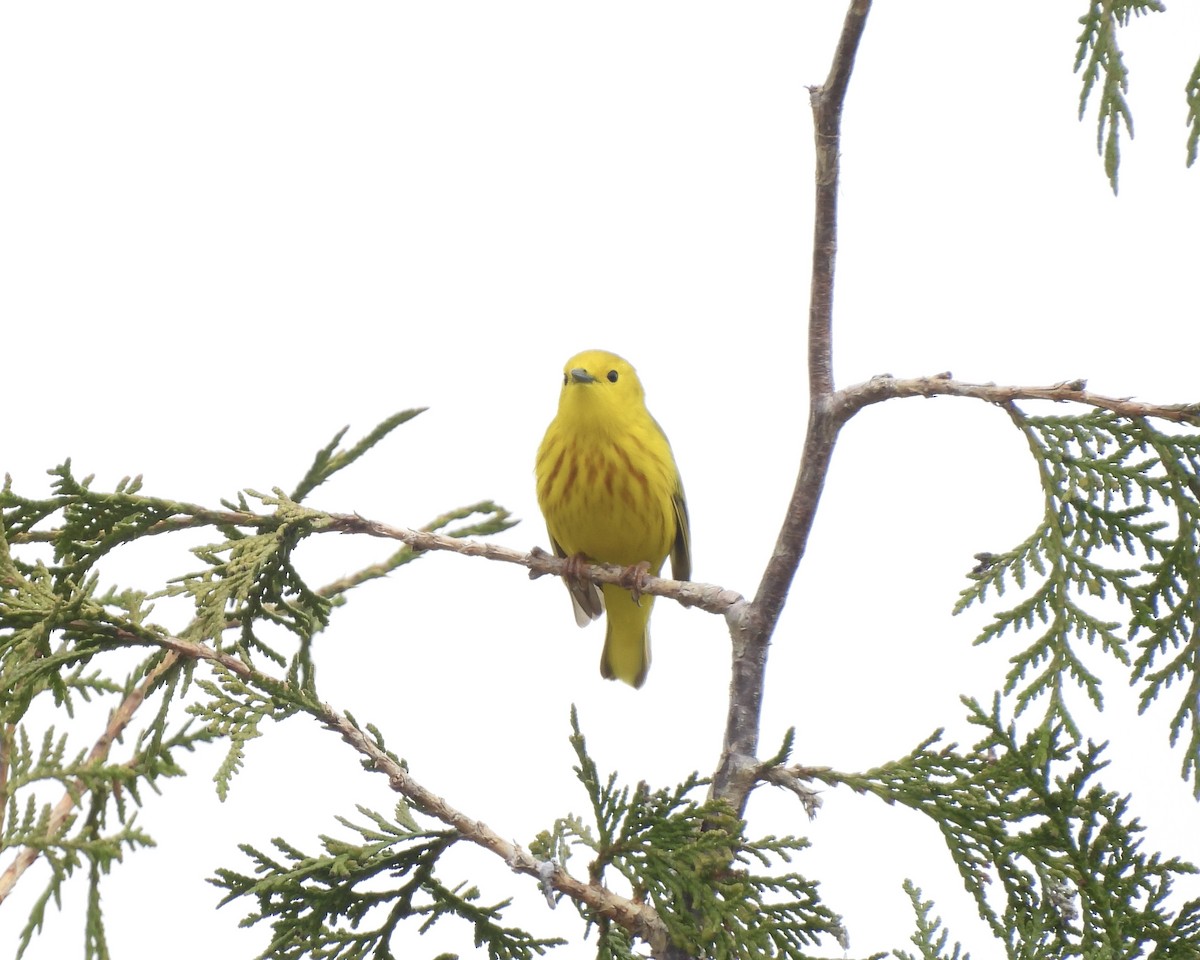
<box><xmin>8</xmin><ymin>506</ymin><xmax>273</xmax><ymax>545</ymax></box>
<box><xmin>759</xmin><ymin>765</ymin><xmax>824</xmax><ymax>819</ymax></box>
<box><xmin>834</xmin><ymin>372</ymin><xmax>1200</xmax><ymax>425</ymax></box>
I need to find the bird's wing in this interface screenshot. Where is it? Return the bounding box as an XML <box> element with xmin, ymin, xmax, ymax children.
<box><xmin>670</xmin><ymin>480</ymin><xmax>691</xmax><ymax>583</ymax></box>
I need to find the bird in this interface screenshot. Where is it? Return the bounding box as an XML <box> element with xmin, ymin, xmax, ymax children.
<box><xmin>535</xmin><ymin>349</ymin><xmax>691</xmax><ymax>688</ymax></box>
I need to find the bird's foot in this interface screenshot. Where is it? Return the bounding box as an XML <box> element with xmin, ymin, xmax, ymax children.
<box><xmin>619</xmin><ymin>561</ymin><xmax>652</xmax><ymax>603</ymax></box>
<box><xmin>562</xmin><ymin>552</ymin><xmax>593</xmax><ymax>584</ymax></box>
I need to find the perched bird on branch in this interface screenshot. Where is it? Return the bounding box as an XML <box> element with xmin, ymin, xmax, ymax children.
<box><xmin>535</xmin><ymin>349</ymin><xmax>691</xmax><ymax>688</ymax></box>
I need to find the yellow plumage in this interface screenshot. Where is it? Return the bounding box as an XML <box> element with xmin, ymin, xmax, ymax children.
<box><xmin>535</xmin><ymin>350</ymin><xmax>691</xmax><ymax>688</ymax></box>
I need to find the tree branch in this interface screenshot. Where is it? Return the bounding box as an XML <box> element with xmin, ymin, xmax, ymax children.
<box><xmin>324</xmin><ymin>514</ymin><xmax>746</xmax><ymax>619</ymax></box>
<box><xmin>324</xmin><ymin>709</ymin><xmax>674</xmax><ymax>956</ymax></box>
<box><xmin>712</xmin><ymin>0</ymin><xmax>873</xmax><ymax>813</ymax></box>
<box><xmin>807</xmin><ymin>0</ymin><xmax>871</xmax><ymax>399</ymax></box>
<box><xmin>0</xmin><ymin>509</ymin><xmax>742</xmax><ymax>913</ymax></box>
<box><xmin>8</xmin><ymin>357</ymin><xmax>1188</xmax><ymax>927</ymax></box>
<box><xmin>833</xmin><ymin>372</ymin><xmax>1200</xmax><ymax>425</ymax></box>
<box><xmin>146</xmin><ymin>632</ymin><xmax>678</xmax><ymax>957</ymax></box>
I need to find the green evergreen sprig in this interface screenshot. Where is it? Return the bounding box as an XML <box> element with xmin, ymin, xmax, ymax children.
<box><xmin>956</xmin><ymin>412</ymin><xmax>1200</xmax><ymax>788</ymax></box>
<box><xmin>211</xmin><ymin>803</ymin><xmax>564</xmax><ymax>960</ymax></box>
<box><xmin>2</xmin><ymin>466</ymin><xmax>184</xmax><ymax>576</ymax></box>
<box><xmin>536</xmin><ymin>709</ymin><xmax>847</xmax><ymax>959</ymax></box>
<box><xmin>290</xmin><ymin>410</ymin><xmax>426</xmax><ymax>503</ymax></box>
<box><xmin>1187</xmin><ymin>56</ymin><xmax>1200</xmax><ymax>167</ymax></box>
<box><xmin>47</xmin><ymin>468</ymin><xmax>190</xmax><ymax>580</ymax></box>
<box><xmin>189</xmin><ymin>666</ymin><xmax>308</xmax><ymax>801</ymax></box>
<box><xmin>896</xmin><ymin>881</ymin><xmax>969</xmax><ymax>960</ymax></box>
<box><xmin>3</xmin><ymin>412</ymin><xmax>494</xmax><ymax>956</ymax></box>
<box><xmin>3</xmin><ymin>702</ymin><xmax>211</xmax><ymax>960</ymax></box>
<box><xmin>1074</xmin><ymin>0</ymin><xmax>1167</xmax><ymax>192</ymax></box>
<box><xmin>165</xmin><ymin>490</ymin><xmax>333</xmax><ymax>672</ymax></box>
<box><xmin>811</xmin><ymin>696</ymin><xmax>1199</xmax><ymax>960</ymax></box>
<box><xmin>13</xmin><ymin>805</ymin><xmax>154</xmax><ymax>960</ymax></box>
<box><xmin>0</xmin><ymin>535</ymin><xmax>161</xmax><ymax>726</ymax></box>
<box><xmin>4</xmin><ymin>724</ymin><xmax>162</xmax><ymax>960</ymax></box>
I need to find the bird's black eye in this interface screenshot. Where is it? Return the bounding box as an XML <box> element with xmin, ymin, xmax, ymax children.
<box><xmin>563</xmin><ymin>373</ymin><xmax>569</xmax><ymax>386</ymax></box>
<box><xmin>607</xmin><ymin>370</ymin><xmax>619</xmax><ymax>383</ymax></box>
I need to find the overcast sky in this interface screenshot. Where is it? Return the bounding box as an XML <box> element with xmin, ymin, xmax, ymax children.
<box><xmin>3</xmin><ymin>3</ymin><xmax>1199</xmax><ymax>958</ymax></box>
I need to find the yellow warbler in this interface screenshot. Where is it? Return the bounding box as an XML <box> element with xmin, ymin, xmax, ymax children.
<box><xmin>535</xmin><ymin>349</ymin><xmax>691</xmax><ymax>688</ymax></box>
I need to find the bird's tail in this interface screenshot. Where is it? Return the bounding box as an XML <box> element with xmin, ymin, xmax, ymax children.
<box><xmin>599</xmin><ymin>584</ymin><xmax>653</xmax><ymax>688</ymax></box>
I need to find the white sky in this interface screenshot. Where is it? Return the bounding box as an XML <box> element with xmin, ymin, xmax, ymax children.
<box><xmin>3</xmin><ymin>3</ymin><xmax>1199</xmax><ymax>958</ymax></box>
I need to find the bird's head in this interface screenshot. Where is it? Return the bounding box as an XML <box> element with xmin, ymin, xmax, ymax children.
<box><xmin>557</xmin><ymin>350</ymin><xmax>647</xmax><ymax>419</ymax></box>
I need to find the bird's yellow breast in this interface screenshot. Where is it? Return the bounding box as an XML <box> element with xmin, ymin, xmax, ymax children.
<box><xmin>536</xmin><ymin>411</ymin><xmax>677</xmax><ymax>572</ymax></box>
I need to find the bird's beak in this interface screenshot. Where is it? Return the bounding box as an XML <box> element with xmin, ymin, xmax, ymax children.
<box><xmin>568</xmin><ymin>368</ymin><xmax>596</xmax><ymax>385</ymax></box>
